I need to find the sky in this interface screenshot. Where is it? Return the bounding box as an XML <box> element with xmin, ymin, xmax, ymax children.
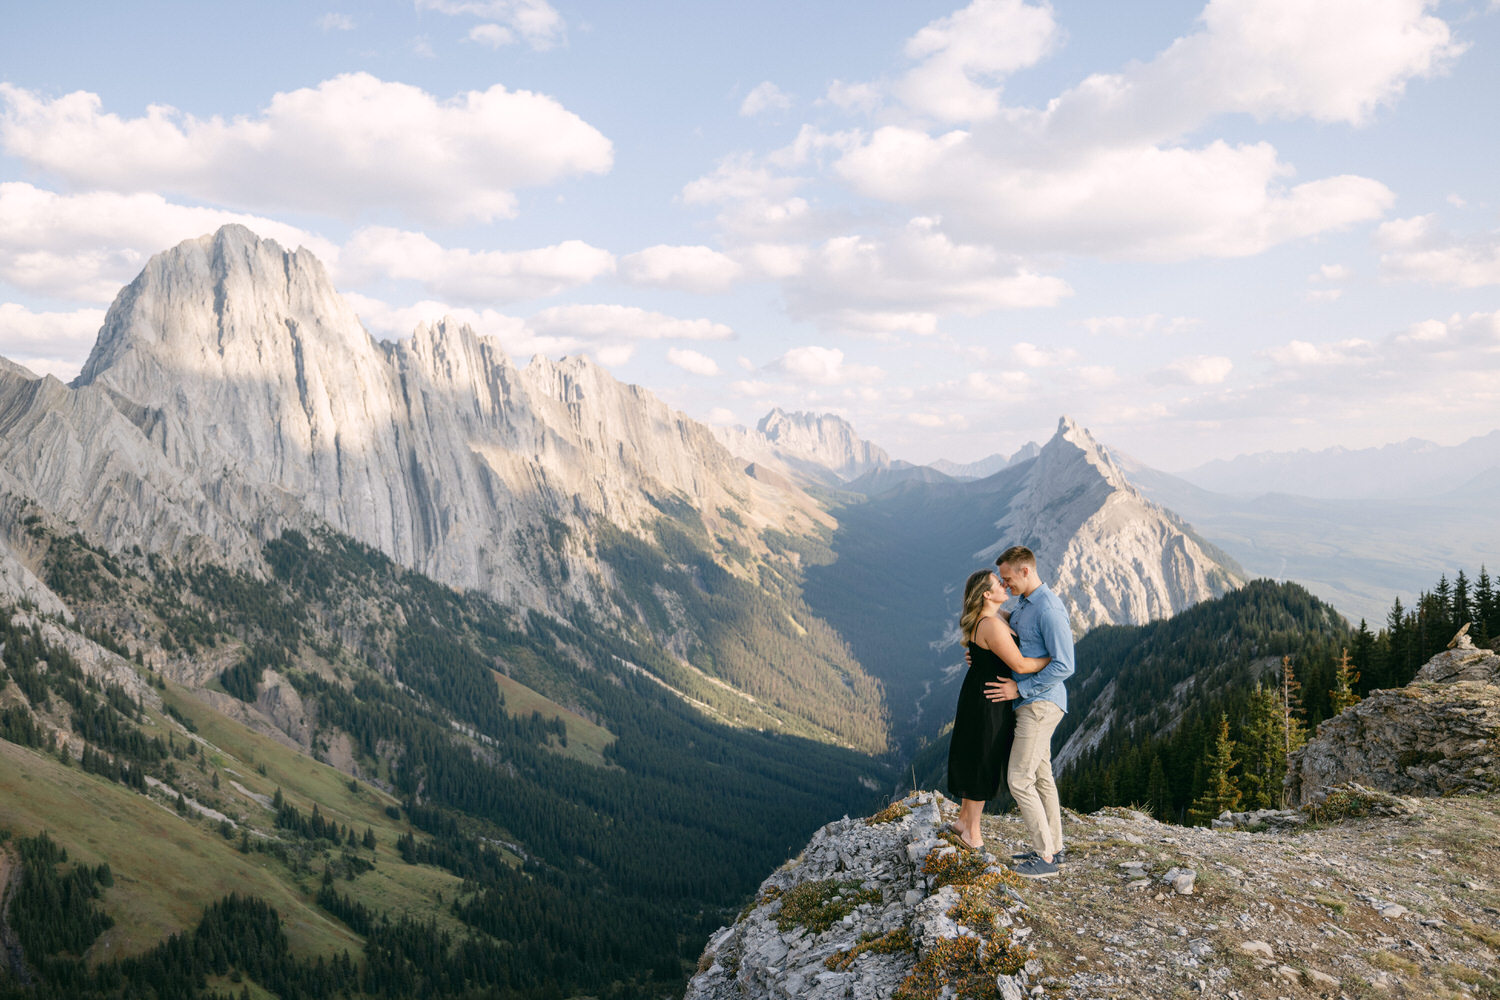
<box><xmin>3</xmin><ymin>0</ymin><xmax>1500</xmax><ymax>472</ymax></box>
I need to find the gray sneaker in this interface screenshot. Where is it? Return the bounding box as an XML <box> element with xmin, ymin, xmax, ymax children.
<box><xmin>1011</xmin><ymin>849</ymin><xmax>1066</xmax><ymax>865</ymax></box>
<box><xmin>1012</xmin><ymin>856</ymin><xmax>1060</xmax><ymax>879</ymax></box>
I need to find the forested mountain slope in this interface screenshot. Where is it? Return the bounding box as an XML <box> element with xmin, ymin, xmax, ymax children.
<box><xmin>0</xmin><ymin>518</ymin><xmax>891</xmax><ymax>999</ymax></box>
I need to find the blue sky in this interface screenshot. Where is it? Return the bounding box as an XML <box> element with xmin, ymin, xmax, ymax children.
<box><xmin>3</xmin><ymin>0</ymin><xmax>1499</xmax><ymax>470</ymax></box>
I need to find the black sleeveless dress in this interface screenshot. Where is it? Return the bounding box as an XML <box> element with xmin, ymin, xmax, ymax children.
<box><xmin>946</xmin><ymin>639</ymin><xmax>1015</xmax><ymax>802</ymax></box>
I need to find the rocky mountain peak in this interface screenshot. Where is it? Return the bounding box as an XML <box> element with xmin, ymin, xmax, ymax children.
<box><xmin>749</xmin><ymin>408</ymin><xmax>889</xmax><ymax>482</ymax></box>
<box><xmin>982</xmin><ymin>417</ymin><xmax>1241</xmax><ymax>632</ymax></box>
<box><xmin>1035</xmin><ymin>415</ymin><xmax>1134</xmax><ymax>494</ymax></box>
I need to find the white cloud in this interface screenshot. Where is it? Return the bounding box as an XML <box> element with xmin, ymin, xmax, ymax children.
<box><xmin>821</xmin><ymin>0</ymin><xmax>1456</xmax><ymax>260</ymax></box>
<box><xmin>819</xmin><ymin>309</ymin><xmax>939</xmax><ymax>339</ymax></box>
<box><xmin>467</xmin><ymin>23</ymin><xmax>514</xmax><ymax>47</ymax></box>
<box><xmin>1082</xmin><ymin>313</ymin><xmax>1197</xmax><ymax>337</ymax></box>
<box><xmin>619</xmin><ymin>245</ymin><xmax>743</xmax><ymax>293</ymax></box>
<box><xmin>741</xmin><ymin>82</ymin><xmax>792</xmax><ymax>117</ymax></box>
<box><xmin>825</xmin><ymin>80</ymin><xmax>882</xmax><ymax>114</ymax></box>
<box><xmin>1311</xmin><ymin>263</ymin><xmax>1353</xmax><ymax>282</ymax></box>
<box><xmin>1263</xmin><ymin>337</ymin><xmax>1374</xmax><ymax>367</ymax></box>
<box><xmin>416</xmin><ymin>0</ymin><xmax>564</xmax><ymax>50</ymax></box>
<box><xmin>908</xmin><ymin>412</ymin><xmax>969</xmax><ymax>429</ymax></box>
<box><xmin>784</xmin><ymin>218</ymin><xmax>1071</xmax><ymax>330</ymax></box>
<box><xmin>0</xmin><ymin>182</ymin><xmax>331</xmax><ymax>301</ymax></box>
<box><xmin>836</xmin><ymin>133</ymin><xmax>1393</xmax><ymax>260</ymax></box>
<box><xmin>705</xmin><ymin>407</ymin><xmax>738</xmax><ymax>425</ymax></box>
<box><xmin>680</xmin><ymin>155</ymin><xmax>818</xmax><ymax>241</ymax></box>
<box><xmin>318</xmin><ymin>13</ymin><xmax>354</xmax><ymax>31</ymax></box>
<box><xmin>1306</xmin><ymin>289</ymin><xmax>1343</xmax><ymax>303</ymax></box>
<box><xmin>1069</xmin><ymin>365</ymin><xmax>1119</xmax><ymax>388</ymax></box>
<box><xmin>0</xmin><ymin>75</ymin><xmax>611</xmax><ymax>224</ymax></box>
<box><xmin>1160</xmin><ymin>354</ymin><xmax>1233</xmax><ymax>385</ymax></box>
<box><xmin>339</xmin><ymin>227</ymin><xmax>613</xmax><ymax>303</ymax></box>
<box><xmin>0</xmin><ymin>303</ymin><xmax>105</xmax><ymax>373</ymax></box>
<box><xmin>666</xmin><ymin>348</ymin><xmax>720</xmax><ymax>376</ymax></box>
<box><xmin>736</xmin><ymin>243</ymin><xmax>809</xmax><ymax>279</ymax></box>
<box><xmin>894</xmin><ymin>0</ymin><xmax>1060</xmax><ymax>122</ymax></box>
<box><xmin>1012</xmin><ymin>342</ymin><xmax>1078</xmax><ymax>367</ymax></box>
<box><xmin>1376</xmin><ymin>214</ymin><xmax>1500</xmax><ymax>288</ymax></box>
<box><xmin>528</xmin><ymin>304</ymin><xmax>734</xmax><ymax>342</ymax></box>
<box><xmin>768</xmin><ymin>345</ymin><xmax>883</xmax><ymax>385</ymax></box>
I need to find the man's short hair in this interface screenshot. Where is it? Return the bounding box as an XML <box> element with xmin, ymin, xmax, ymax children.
<box><xmin>995</xmin><ymin>545</ymin><xmax>1036</xmax><ymax>569</ymax></box>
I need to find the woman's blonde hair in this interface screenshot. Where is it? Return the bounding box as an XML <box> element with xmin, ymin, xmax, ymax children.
<box><xmin>959</xmin><ymin>569</ymin><xmax>996</xmax><ymax>642</ymax></box>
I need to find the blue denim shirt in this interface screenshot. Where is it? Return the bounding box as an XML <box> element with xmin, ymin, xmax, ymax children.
<box><xmin>1009</xmin><ymin>583</ymin><xmax>1074</xmax><ymax>713</ymax></box>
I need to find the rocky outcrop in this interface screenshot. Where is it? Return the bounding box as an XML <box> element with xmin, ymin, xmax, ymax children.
<box><xmin>980</xmin><ymin>417</ymin><xmax>1243</xmax><ymax>633</ymax></box>
<box><xmin>1285</xmin><ymin>634</ymin><xmax>1500</xmax><ymax>806</ymax></box>
<box><xmin>687</xmin><ymin>791</ymin><xmax>1040</xmax><ymax>1000</ymax></box>
<box><xmin>696</xmin><ymin>791</ymin><xmax>1500</xmax><ymax>999</ymax></box>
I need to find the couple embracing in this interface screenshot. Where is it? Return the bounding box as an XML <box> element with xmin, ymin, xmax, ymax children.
<box><xmin>946</xmin><ymin>545</ymin><xmax>1074</xmax><ymax>879</ymax></box>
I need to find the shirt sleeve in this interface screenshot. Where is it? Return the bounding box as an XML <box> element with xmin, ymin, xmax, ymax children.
<box><xmin>1015</xmin><ymin>602</ymin><xmax>1075</xmax><ymax>698</ymax></box>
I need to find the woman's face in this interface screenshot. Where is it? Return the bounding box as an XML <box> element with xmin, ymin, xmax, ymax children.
<box><xmin>986</xmin><ymin>573</ymin><xmax>1007</xmax><ymax>602</ymax></box>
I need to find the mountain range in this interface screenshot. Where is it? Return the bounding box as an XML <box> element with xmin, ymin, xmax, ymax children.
<box><xmin>0</xmin><ymin>224</ymin><xmax>1464</xmax><ymax>998</ymax></box>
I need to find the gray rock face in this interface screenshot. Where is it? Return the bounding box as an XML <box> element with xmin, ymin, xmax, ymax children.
<box><xmin>1286</xmin><ymin>637</ymin><xmax>1500</xmax><ymax>806</ymax></box>
<box><xmin>10</xmin><ymin>226</ymin><xmax>823</xmax><ymax>616</ymax></box>
<box><xmin>980</xmin><ymin>417</ymin><xmax>1243</xmax><ymax>634</ymax></box>
<box><xmin>686</xmin><ymin>791</ymin><xmax>1037</xmax><ymax>1000</ymax></box>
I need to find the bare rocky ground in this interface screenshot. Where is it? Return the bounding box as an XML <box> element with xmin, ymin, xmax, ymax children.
<box><xmin>978</xmin><ymin>794</ymin><xmax>1500</xmax><ymax>1000</ymax></box>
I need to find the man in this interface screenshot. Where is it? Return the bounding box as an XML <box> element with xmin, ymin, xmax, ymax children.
<box><xmin>984</xmin><ymin>545</ymin><xmax>1074</xmax><ymax>879</ymax></box>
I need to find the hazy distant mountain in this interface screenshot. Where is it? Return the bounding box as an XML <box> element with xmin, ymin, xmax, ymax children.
<box><xmin>1178</xmin><ymin>431</ymin><xmax>1500</xmax><ymax>499</ymax></box>
<box><xmin>714</xmin><ymin>408</ymin><xmax>891</xmax><ymax>487</ymax></box>
<box><xmin>1124</xmin><ymin>455</ymin><xmax>1500</xmax><ymax>626</ymax></box>
<box><xmin>928</xmin><ymin>441</ymin><xmax>1040</xmax><ymax>481</ymax></box>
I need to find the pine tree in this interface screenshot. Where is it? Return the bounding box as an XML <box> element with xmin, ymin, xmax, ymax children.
<box><xmin>1238</xmin><ymin>684</ymin><xmax>1286</xmax><ymax>810</ymax></box>
<box><xmin>1453</xmin><ymin>570</ymin><xmax>1472</xmax><ymax>630</ymax></box>
<box><xmin>1188</xmin><ymin>713</ymin><xmax>1242</xmax><ymax>825</ymax></box>
<box><xmin>1146</xmin><ymin>754</ymin><xmax>1172</xmax><ymax>822</ymax></box>
<box><xmin>1350</xmin><ymin>619</ymin><xmax>1376</xmax><ymax>693</ymax></box>
<box><xmin>1279</xmin><ymin>656</ymin><xmax>1307</xmax><ymax>755</ymax></box>
<box><xmin>1475</xmin><ymin>566</ymin><xmax>1495</xmax><ymax>646</ymax></box>
<box><xmin>1329</xmin><ymin>647</ymin><xmax>1360</xmax><ymax>715</ymax></box>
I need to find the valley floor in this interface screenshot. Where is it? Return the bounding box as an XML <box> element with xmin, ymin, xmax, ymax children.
<box><xmin>976</xmin><ymin>795</ymin><xmax>1500</xmax><ymax>999</ymax></box>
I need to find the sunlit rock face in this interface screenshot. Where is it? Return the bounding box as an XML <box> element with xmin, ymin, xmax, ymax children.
<box><xmin>13</xmin><ymin>225</ymin><xmax>825</xmax><ymax>613</ymax></box>
<box><xmin>984</xmin><ymin>417</ymin><xmax>1243</xmax><ymax>635</ymax></box>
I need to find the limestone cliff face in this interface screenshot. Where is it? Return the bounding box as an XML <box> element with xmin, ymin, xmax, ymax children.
<box><xmin>1286</xmin><ymin>635</ymin><xmax>1500</xmax><ymax>806</ymax></box>
<box><xmin>29</xmin><ymin>226</ymin><xmax>824</xmax><ymax>612</ymax></box>
<box><xmin>982</xmin><ymin>417</ymin><xmax>1243</xmax><ymax>633</ymax></box>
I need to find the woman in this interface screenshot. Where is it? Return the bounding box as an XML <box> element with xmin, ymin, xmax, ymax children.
<box><xmin>947</xmin><ymin>569</ymin><xmax>1050</xmax><ymax>851</ymax></box>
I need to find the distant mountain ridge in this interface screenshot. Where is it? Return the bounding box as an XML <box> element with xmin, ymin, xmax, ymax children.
<box><xmin>1178</xmin><ymin>430</ymin><xmax>1500</xmax><ymax>499</ymax></box>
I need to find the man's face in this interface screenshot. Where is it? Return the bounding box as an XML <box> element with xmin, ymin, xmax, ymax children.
<box><xmin>997</xmin><ymin>562</ymin><xmax>1026</xmax><ymax>593</ymax></box>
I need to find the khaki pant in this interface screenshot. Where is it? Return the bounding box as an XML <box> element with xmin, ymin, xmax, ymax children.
<box><xmin>1008</xmin><ymin>700</ymin><xmax>1064</xmax><ymax>858</ymax></box>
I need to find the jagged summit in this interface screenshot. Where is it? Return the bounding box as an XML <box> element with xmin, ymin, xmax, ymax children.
<box><xmin>753</xmin><ymin>408</ymin><xmax>890</xmax><ymax>482</ymax></box>
<box><xmin>981</xmin><ymin>416</ymin><xmax>1242</xmax><ymax>632</ymax></box>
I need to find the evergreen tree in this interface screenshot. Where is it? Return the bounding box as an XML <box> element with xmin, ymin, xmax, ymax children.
<box><xmin>1329</xmin><ymin>647</ymin><xmax>1360</xmax><ymax>715</ymax></box>
<box><xmin>1145</xmin><ymin>755</ymin><xmax>1172</xmax><ymax>823</ymax></box>
<box><xmin>1350</xmin><ymin>619</ymin><xmax>1376</xmax><ymax>693</ymax></box>
<box><xmin>1453</xmin><ymin>570</ymin><xmax>1471</xmax><ymax>630</ymax></box>
<box><xmin>1279</xmin><ymin>656</ymin><xmax>1307</xmax><ymax>755</ymax></box>
<box><xmin>1476</xmin><ymin>566</ymin><xmax>1496</xmax><ymax>646</ymax></box>
<box><xmin>1188</xmin><ymin>713</ymin><xmax>1241</xmax><ymax>825</ymax></box>
<box><xmin>1237</xmin><ymin>684</ymin><xmax>1286</xmax><ymax>810</ymax></box>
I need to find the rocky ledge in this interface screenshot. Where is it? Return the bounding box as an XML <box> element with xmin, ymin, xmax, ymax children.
<box><xmin>686</xmin><ymin>791</ymin><xmax>1043</xmax><ymax>1000</ymax></box>
<box><xmin>691</xmin><ymin>790</ymin><xmax>1500</xmax><ymax>999</ymax></box>
<box><xmin>1287</xmin><ymin>634</ymin><xmax>1500</xmax><ymax>806</ymax></box>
